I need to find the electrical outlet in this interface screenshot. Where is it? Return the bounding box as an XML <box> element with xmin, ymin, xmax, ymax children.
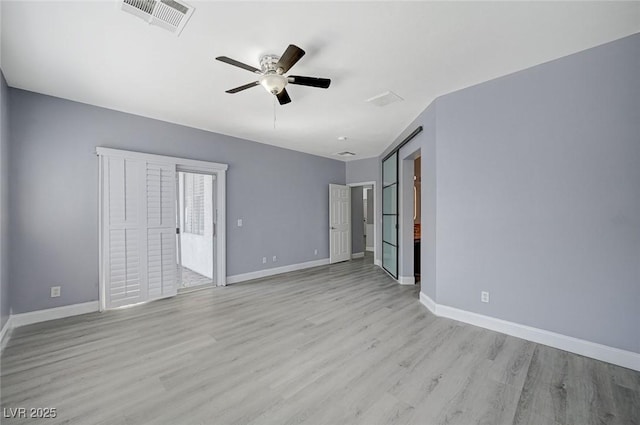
<box><xmin>51</xmin><ymin>286</ymin><xmax>61</xmax><ymax>298</ymax></box>
<box><xmin>272</xmin><ymin>256</ymin><xmax>277</xmax><ymax>262</ymax></box>
<box><xmin>237</xmin><ymin>219</ymin><xmax>243</xmax><ymax>227</ymax></box>
<box><xmin>314</xmin><ymin>249</ymin><xmax>318</xmax><ymax>256</ymax></box>
<box><xmin>481</xmin><ymin>291</ymin><xmax>490</xmax><ymax>303</ymax></box>
<box><xmin>262</xmin><ymin>257</ymin><xmax>267</xmax><ymax>264</ymax></box>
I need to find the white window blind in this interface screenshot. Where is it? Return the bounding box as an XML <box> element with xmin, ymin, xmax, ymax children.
<box><xmin>184</xmin><ymin>173</ymin><xmax>205</xmax><ymax>235</ymax></box>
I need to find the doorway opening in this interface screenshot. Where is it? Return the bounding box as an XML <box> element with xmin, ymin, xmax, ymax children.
<box><xmin>98</xmin><ymin>147</ymin><xmax>227</xmax><ymax>311</ymax></box>
<box><xmin>364</xmin><ymin>185</ymin><xmax>375</xmax><ymax>262</ymax></box>
<box><xmin>347</xmin><ymin>181</ymin><xmax>377</xmax><ymax>266</ymax></box>
<box><xmin>413</xmin><ymin>156</ymin><xmax>421</xmax><ymax>289</ymax></box>
<box><xmin>349</xmin><ymin>185</ymin><xmax>374</xmax><ymax>265</ymax></box>
<box><xmin>177</xmin><ymin>171</ymin><xmax>216</xmax><ymax>291</ymax></box>
<box><xmin>397</xmin><ymin>144</ymin><xmax>422</xmax><ymax>289</ymax></box>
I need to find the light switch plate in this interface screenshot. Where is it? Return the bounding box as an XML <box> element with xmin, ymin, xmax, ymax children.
<box><xmin>481</xmin><ymin>291</ymin><xmax>489</xmax><ymax>303</ymax></box>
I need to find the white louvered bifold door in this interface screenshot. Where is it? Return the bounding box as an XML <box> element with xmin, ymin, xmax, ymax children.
<box><xmin>146</xmin><ymin>162</ymin><xmax>177</xmax><ymax>300</ymax></box>
<box><xmin>102</xmin><ymin>155</ymin><xmax>177</xmax><ymax>309</ymax></box>
<box><xmin>103</xmin><ymin>156</ymin><xmax>147</xmax><ymax>308</ymax></box>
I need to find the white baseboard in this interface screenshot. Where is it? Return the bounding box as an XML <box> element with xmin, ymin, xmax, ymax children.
<box><xmin>366</xmin><ymin>247</ymin><xmax>374</xmax><ymax>252</ymax></box>
<box><xmin>227</xmin><ymin>258</ymin><xmax>330</xmax><ymax>284</ymax></box>
<box><xmin>1</xmin><ymin>316</ymin><xmax>13</xmax><ymax>353</ymax></box>
<box><xmin>398</xmin><ymin>276</ymin><xmax>415</xmax><ymax>285</ymax></box>
<box><xmin>374</xmin><ymin>259</ymin><xmax>381</xmax><ymax>266</ymax></box>
<box><xmin>351</xmin><ymin>252</ymin><xmax>365</xmax><ymax>259</ymax></box>
<box><xmin>419</xmin><ymin>292</ymin><xmax>640</xmax><ymax>372</ymax></box>
<box><xmin>419</xmin><ymin>292</ymin><xmax>437</xmax><ymax>314</ymax></box>
<box><xmin>10</xmin><ymin>301</ymin><xmax>100</xmax><ymax>328</ymax></box>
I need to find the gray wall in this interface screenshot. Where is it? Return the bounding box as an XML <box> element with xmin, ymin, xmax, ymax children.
<box><xmin>370</xmin><ymin>33</ymin><xmax>640</xmax><ymax>353</ymax></box>
<box><xmin>345</xmin><ymin>157</ymin><xmax>378</xmax><ymax>184</ymax></box>
<box><xmin>0</xmin><ymin>71</ymin><xmax>9</xmax><ymax>331</ymax></box>
<box><xmin>351</xmin><ymin>186</ymin><xmax>364</xmax><ymax>254</ymax></box>
<box><xmin>8</xmin><ymin>89</ymin><xmax>345</xmax><ymax>314</ymax></box>
<box><xmin>365</xmin><ymin>189</ymin><xmax>373</xmax><ymax>224</ymax></box>
<box><xmin>435</xmin><ymin>33</ymin><xmax>640</xmax><ymax>353</ymax></box>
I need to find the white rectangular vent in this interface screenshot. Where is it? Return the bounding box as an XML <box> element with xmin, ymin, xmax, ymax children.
<box><xmin>121</xmin><ymin>0</ymin><xmax>194</xmax><ymax>36</ymax></box>
<box><xmin>366</xmin><ymin>91</ymin><xmax>404</xmax><ymax>107</ymax></box>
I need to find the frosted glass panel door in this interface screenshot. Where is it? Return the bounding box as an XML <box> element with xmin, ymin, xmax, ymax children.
<box><xmin>382</xmin><ymin>152</ymin><xmax>398</xmax><ymax>278</ymax></box>
<box><xmin>101</xmin><ymin>154</ymin><xmax>177</xmax><ymax>309</ymax></box>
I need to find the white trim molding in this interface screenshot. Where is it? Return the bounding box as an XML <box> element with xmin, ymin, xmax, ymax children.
<box><xmin>95</xmin><ymin>147</ymin><xmax>228</xmax><ymax>172</ymax></box>
<box><xmin>351</xmin><ymin>252</ymin><xmax>365</xmax><ymax>259</ymax></box>
<box><xmin>398</xmin><ymin>276</ymin><xmax>415</xmax><ymax>285</ymax></box>
<box><xmin>419</xmin><ymin>292</ymin><xmax>640</xmax><ymax>372</ymax></box>
<box><xmin>227</xmin><ymin>258</ymin><xmax>329</xmax><ymax>285</ymax></box>
<box><xmin>10</xmin><ymin>302</ymin><xmax>99</xmax><ymax>328</ymax></box>
<box><xmin>1</xmin><ymin>317</ymin><xmax>14</xmax><ymax>353</ymax></box>
<box><xmin>419</xmin><ymin>292</ymin><xmax>437</xmax><ymax>314</ymax></box>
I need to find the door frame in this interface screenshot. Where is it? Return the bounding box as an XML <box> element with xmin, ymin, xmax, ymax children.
<box><xmin>176</xmin><ymin>169</ymin><xmax>218</xmax><ymax>288</ymax></box>
<box><xmin>347</xmin><ymin>181</ymin><xmax>377</xmax><ymax>263</ymax></box>
<box><xmin>97</xmin><ymin>147</ymin><xmax>228</xmax><ymax>311</ymax></box>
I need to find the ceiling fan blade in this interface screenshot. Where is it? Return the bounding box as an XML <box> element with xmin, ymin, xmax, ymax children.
<box><xmin>276</xmin><ymin>45</ymin><xmax>306</xmax><ymax>73</ymax></box>
<box><xmin>225</xmin><ymin>81</ymin><xmax>260</xmax><ymax>94</ymax></box>
<box><xmin>277</xmin><ymin>89</ymin><xmax>292</xmax><ymax>105</ymax></box>
<box><xmin>288</xmin><ymin>76</ymin><xmax>331</xmax><ymax>89</ymax></box>
<box><xmin>216</xmin><ymin>56</ymin><xmax>261</xmax><ymax>74</ymax></box>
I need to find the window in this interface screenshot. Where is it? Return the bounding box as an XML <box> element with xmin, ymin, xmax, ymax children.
<box><xmin>184</xmin><ymin>173</ymin><xmax>205</xmax><ymax>235</ymax></box>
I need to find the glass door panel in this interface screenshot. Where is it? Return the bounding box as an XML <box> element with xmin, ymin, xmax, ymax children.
<box><xmin>382</xmin><ymin>152</ymin><xmax>398</xmax><ymax>278</ymax></box>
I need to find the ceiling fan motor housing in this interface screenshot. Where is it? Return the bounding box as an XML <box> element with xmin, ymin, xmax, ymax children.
<box><xmin>260</xmin><ymin>54</ymin><xmax>281</xmax><ymax>73</ymax></box>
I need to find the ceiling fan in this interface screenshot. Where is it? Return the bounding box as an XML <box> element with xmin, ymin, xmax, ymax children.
<box><xmin>215</xmin><ymin>44</ymin><xmax>331</xmax><ymax>105</ymax></box>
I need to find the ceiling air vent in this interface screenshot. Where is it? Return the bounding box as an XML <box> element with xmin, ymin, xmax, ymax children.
<box><xmin>121</xmin><ymin>0</ymin><xmax>194</xmax><ymax>36</ymax></box>
<box><xmin>366</xmin><ymin>91</ymin><xmax>404</xmax><ymax>107</ymax></box>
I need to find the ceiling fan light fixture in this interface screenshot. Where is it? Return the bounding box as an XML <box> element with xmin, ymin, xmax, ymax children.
<box><xmin>259</xmin><ymin>74</ymin><xmax>287</xmax><ymax>95</ymax></box>
<box><xmin>216</xmin><ymin>44</ymin><xmax>329</xmax><ymax>105</ymax></box>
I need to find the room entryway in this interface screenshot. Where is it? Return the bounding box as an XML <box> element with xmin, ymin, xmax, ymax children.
<box><xmin>413</xmin><ymin>156</ymin><xmax>421</xmax><ymax>289</ymax></box>
<box><xmin>381</xmin><ymin>126</ymin><xmax>424</xmax><ymax>291</ymax></box>
<box><xmin>349</xmin><ymin>183</ymin><xmax>374</xmax><ymax>265</ymax></box>
<box><xmin>98</xmin><ymin>147</ymin><xmax>228</xmax><ymax>311</ymax></box>
<box><xmin>176</xmin><ymin>171</ymin><xmax>216</xmax><ymax>290</ymax></box>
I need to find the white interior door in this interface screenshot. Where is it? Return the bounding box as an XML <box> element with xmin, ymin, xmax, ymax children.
<box><xmin>329</xmin><ymin>184</ymin><xmax>351</xmax><ymax>264</ymax></box>
<box><xmin>101</xmin><ymin>155</ymin><xmax>177</xmax><ymax>309</ymax></box>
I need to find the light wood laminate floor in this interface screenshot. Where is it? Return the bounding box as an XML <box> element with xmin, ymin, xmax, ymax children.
<box><xmin>1</xmin><ymin>257</ymin><xmax>638</xmax><ymax>425</ymax></box>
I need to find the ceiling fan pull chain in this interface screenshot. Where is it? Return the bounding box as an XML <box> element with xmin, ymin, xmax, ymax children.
<box><xmin>273</xmin><ymin>96</ymin><xmax>277</xmax><ymax>129</ymax></box>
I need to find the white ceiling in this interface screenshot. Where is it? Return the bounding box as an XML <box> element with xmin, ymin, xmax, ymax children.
<box><xmin>2</xmin><ymin>1</ymin><xmax>639</xmax><ymax>160</ymax></box>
